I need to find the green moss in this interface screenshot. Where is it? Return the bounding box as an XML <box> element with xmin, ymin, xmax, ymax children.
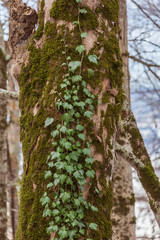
<box><xmin>50</xmin><ymin>0</ymin><xmax>77</xmax><ymax>21</ymax></box>
<box><xmin>97</xmin><ymin>0</ymin><xmax>119</xmax><ymax>24</ymax></box>
<box><xmin>102</xmin><ymin>92</ymin><xmax>110</xmax><ymax>103</ymax></box>
<box><xmin>34</xmin><ymin>0</ymin><xmax>45</xmax><ymax>40</ymax></box>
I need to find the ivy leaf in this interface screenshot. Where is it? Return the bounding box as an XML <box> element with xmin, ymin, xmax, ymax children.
<box><xmin>89</xmin><ymin>223</ymin><xmax>98</xmax><ymax>230</ymax></box>
<box><xmin>44</xmin><ymin>117</ymin><xmax>54</xmax><ymax>128</ymax></box>
<box><xmin>48</xmin><ymin>161</ymin><xmax>54</xmax><ymax>168</ymax></box>
<box><xmin>85</xmin><ymin>157</ymin><xmax>94</xmax><ymax>164</ymax></box>
<box><xmin>74</xmin><ymin>198</ymin><xmax>81</xmax><ymax>206</ymax></box>
<box><xmin>60</xmin><ymin>192</ymin><xmax>71</xmax><ymax>203</ymax></box>
<box><xmin>59</xmin><ymin>174</ymin><xmax>67</xmax><ymax>184</ymax></box>
<box><xmin>51</xmin><ymin>130</ymin><xmax>59</xmax><ymax>138</ymax></box>
<box><xmin>88</xmin><ymin>69</ymin><xmax>94</xmax><ymax>77</ymax></box>
<box><xmin>86</xmin><ymin>170</ymin><xmax>95</xmax><ymax>178</ymax></box>
<box><xmin>69</xmin><ymin>61</ymin><xmax>81</xmax><ymax>72</ymax></box>
<box><xmin>65</xmin><ymin>165</ymin><xmax>74</xmax><ymax>174</ymax></box>
<box><xmin>60</xmin><ymin>126</ymin><xmax>67</xmax><ymax>133</ymax></box>
<box><xmin>47</xmin><ymin>182</ymin><xmax>53</xmax><ymax>188</ymax></box>
<box><xmin>84</xmin><ymin>111</ymin><xmax>94</xmax><ymax>119</ymax></box>
<box><xmin>70</xmin><ymin>151</ymin><xmax>79</xmax><ymax>161</ymax></box>
<box><xmin>63</xmin><ymin>141</ymin><xmax>72</xmax><ymax>150</ymax></box>
<box><xmin>80</xmin><ymin>32</ymin><xmax>87</xmax><ymax>38</ymax></box>
<box><xmin>54</xmin><ymin>178</ymin><xmax>59</xmax><ymax>186</ymax></box>
<box><xmin>76</xmin><ymin>0</ymin><xmax>82</xmax><ymax>2</ymax></box>
<box><xmin>46</xmin><ymin>225</ymin><xmax>58</xmax><ymax>234</ymax></box>
<box><xmin>51</xmin><ymin>151</ymin><xmax>61</xmax><ymax>160</ymax></box>
<box><xmin>68</xmin><ymin>230</ymin><xmax>77</xmax><ymax>238</ymax></box>
<box><xmin>88</xmin><ymin>55</ymin><xmax>98</xmax><ymax>64</ymax></box>
<box><xmin>52</xmin><ymin>209</ymin><xmax>60</xmax><ymax>216</ymax></box>
<box><xmin>40</xmin><ymin>195</ymin><xmax>50</xmax><ymax>206</ymax></box>
<box><xmin>43</xmin><ymin>208</ymin><xmax>52</xmax><ymax>217</ymax></box>
<box><xmin>78</xmin><ymin>133</ymin><xmax>86</xmax><ymax>141</ymax></box>
<box><xmin>76</xmin><ymin>45</ymin><xmax>86</xmax><ymax>54</ymax></box>
<box><xmin>82</xmin><ymin>148</ymin><xmax>91</xmax><ymax>156</ymax></box>
<box><xmin>44</xmin><ymin>170</ymin><xmax>52</xmax><ymax>179</ymax></box>
<box><xmin>76</xmin><ymin>124</ymin><xmax>84</xmax><ymax>131</ymax></box>
<box><xmin>72</xmin><ymin>75</ymin><xmax>82</xmax><ymax>83</ymax></box>
<box><xmin>91</xmin><ymin>205</ymin><xmax>98</xmax><ymax>212</ymax></box>
<box><xmin>80</xmin><ymin>9</ymin><xmax>87</xmax><ymax>14</ymax></box>
<box><xmin>58</xmin><ymin>228</ymin><xmax>68</xmax><ymax>238</ymax></box>
<box><xmin>62</xmin><ymin>113</ymin><xmax>73</xmax><ymax>123</ymax></box>
<box><xmin>73</xmin><ymin>21</ymin><xmax>79</xmax><ymax>25</ymax></box>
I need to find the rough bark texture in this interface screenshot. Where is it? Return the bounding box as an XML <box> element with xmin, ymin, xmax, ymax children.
<box><xmin>116</xmin><ymin>99</ymin><xmax>160</xmax><ymax>229</ymax></box>
<box><xmin>15</xmin><ymin>0</ymin><xmax>124</xmax><ymax>239</ymax></box>
<box><xmin>0</xmin><ymin>43</ymin><xmax>7</xmax><ymax>239</ymax></box>
<box><xmin>112</xmin><ymin>1</ymin><xmax>135</xmax><ymax>239</ymax></box>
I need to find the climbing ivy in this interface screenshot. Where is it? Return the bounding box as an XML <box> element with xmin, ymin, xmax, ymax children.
<box><xmin>40</xmin><ymin>0</ymin><xmax>100</xmax><ymax>239</ymax></box>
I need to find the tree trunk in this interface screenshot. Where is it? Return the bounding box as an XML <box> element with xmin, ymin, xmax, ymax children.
<box><xmin>0</xmin><ymin>25</ymin><xmax>7</xmax><ymax>240</ymax></box>
<box><xmin>112</xmin><ymin>1</ymin><xmax>135</xmax><ymax>239</ymax></box>
<box><xmin>16</xmin><ymin>0</ymin><xmax>124</xmax><ymax>239</ymax></box>
<box><xmin>8</xmin><ymin>0</ymin><xmax>160</xmax><ymax>239</ymax></box>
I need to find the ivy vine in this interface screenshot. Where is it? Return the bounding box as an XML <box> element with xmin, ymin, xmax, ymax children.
<box><xmin>40</xmin><ymin>1</ymin><xmax>99</xmax><ymax>239</ymax></box>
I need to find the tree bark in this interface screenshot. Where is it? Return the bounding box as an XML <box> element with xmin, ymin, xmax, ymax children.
<box><xmin>15</xmin><ymin>0</ymin><xmax>124</xmax><ymax>239</ymax></box>
<box><xmin>112</xmin><ymin>1</ymin><xmax>135</xmax><ymax>239</ymax></box>
<box><xmin>0</xmin><ymin>30</ymin><xmax>7</xmax><ymax>240</ymax></box>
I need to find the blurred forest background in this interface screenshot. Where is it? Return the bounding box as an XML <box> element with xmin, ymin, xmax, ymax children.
<box><xmin>0</xmin><ymin>0</ymin><xmax>160</xmax><ymax>239</ymax></box>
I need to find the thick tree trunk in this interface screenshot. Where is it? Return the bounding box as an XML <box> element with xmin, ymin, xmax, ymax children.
<box><xmin>0</xmin><ymin>28</ymin><xmax>7</xmax><ymax>240</ymax></box>
<box><xmin>16</xmin><ymin>0</ymin><xmax>124</xmax><ymax>239</ymax></box>
<box><xmin>112</xmin><ymin>1</ymin><xmax>135</xmax><ymax>239</ymax></box>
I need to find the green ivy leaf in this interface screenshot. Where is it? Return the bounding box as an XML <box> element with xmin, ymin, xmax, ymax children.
<box><xmin>73</xmin><ymin>21</ymin><xmax>79</xmax><ymax>25</ymax></box>
<box><xmin>76</xmin><ymin>0</ymin><xmax>82</xmax><ymax>2</ymax></box>
<box><xmin>40</xmin><ymin>195</ymin><xmax>50</xmax><ymax>206</ymax></box>
<box><xmin>44</xmin><ymin>170</ymin><xmax>52</xmax><ymax>179</ymax></box>
<box><xmin>70</xmin><ymin>151</ymin><xmax>79</xmax><ymax>161</ymax></box>
<box><xmin>47</xmin><ymin>182</ymin><xmax>53</xmax><ymax>188</ymax></box>
<box><xmin>58</xmin><ymin>228</ymin><xmax>68</xmax><ymax>238</ymax></box>
<box><xmin>60</xmin><ymin>192</ymin><xmax>71</xmax><ymax>203</ymax></box>
<box><xmin>44</xmin><ymin>117</ymin><xmax>54</xmax><ymax>128</ymax></box>
<box><xmin>84</xmin><ymin>111</ymin><xmax>94</xmax><ymax>119</ymax></box>
<box><xmin>78</xmin><ymin>133</ymin><xmax>86</xmax><ymax>141</ymax></box>
<box><xmin>69</xmin><ymin>61</ymin><xmax>81</xmax><ymax>72</ymax></box>
<box><xmin>72</xmin><ymin>75</ymin><xmax>82</xmax><ymax>83</ymax></box>
<box><xmin>43</xmin><ymin>208</ymin><xmax>52</xmax><ymax>218</ymax></box>
<box><xmin>76</xmin><ymin>45</ymin><xmax>86</xmax><ymax>54</ymax></box>
<box><xmin>51</xmin><ymin>151</ymin><xmax>61</xmax><ymax>160</ymax></box>
<box><xmin>85</xmin><ymin>157</ymin><xmax>94</xmax><ymax>164</ymax></box>
<box><xmin>88</xmin><ymin>55</ymin><xmax>98</xmax><ymax>64</ymax></box>
<box><xmin>80</xmin><ymin>32</ymin><xmax>87</xmax><ymax>38</ymax></box>
<box><xmin>62</xmin><ymin>113</ymin><xmax>73</xmax><ymax>123</ymax></box>
<box><xmin>54</xmin><ymin>178</ymin><xmax>59</xmax><ymax>186</ymax></box>
<box><xmin>86</xmin><ymin>170</ymin><xmax>95</xmax><ymax>178</ymax></box>
<box><xmin>52</xmin><ymin>209</ymin><xmax>60</xmax><ymax>216</ymax></box>
<box><xmin>63</xmin><ymin>141</ymin><xmax>72</xmax><ymax>150</ymax></box>
<box><xmin>80</xmin><ymin>9</ymin><xmax>87</xmax><ymax>14</ymax></box>
<box><xmin>51</xmin><ymin>130</ymin><xmax>59</xmax><ymax>138</ymax></box>
<box><xmin>82</xmin><ymin>148</ymin><xmax>91</xmax><ymax>155</ymax></box>
<box><xmin>76</xmin><ymin>124</ymin><xmax>84</xmax><ymax>131</ymax></box>
<box><xmin>46</xmin><ymin>225</ymin><xmax>58</xmax><ymax>234</ymax></box>
<box><xmin>89</xmin><ymin>223</ymin><xmax>98</xmax><ymax>230</ymax></box>
<box><xmin>60</xmin><ymin>126</ymin><xmax>67</xmax><ymax>133</ymax></box>
<box><xmin>65</xmin><ymin>165</ymin><xmax>74</xmax><ymax>174</ymax></box>
<box><xmin>91</xmin><ymin>205</ymin><xmax>98</xmax><ymax>212</ymax></box>
<box><xmin>88</xmin><ymin>69</ymin><xmax>94</xmax><ymax>77</ymax></box>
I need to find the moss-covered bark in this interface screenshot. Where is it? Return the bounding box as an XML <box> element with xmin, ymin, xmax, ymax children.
<box><xmin>16</xmin><ymin>0</ymin><xmax>125</xmax><ymax>239</ymax></box>
<box><xmin>116</xmin><ymin>99</ymin><xmax>160</xmax><ymax>228</ymax></box>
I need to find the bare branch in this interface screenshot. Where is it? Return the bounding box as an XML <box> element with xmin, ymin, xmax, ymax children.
<box><xmin>0</xmin><ymin>88</ymin><xmax>18</xmax><ymax>100</ymax></box>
